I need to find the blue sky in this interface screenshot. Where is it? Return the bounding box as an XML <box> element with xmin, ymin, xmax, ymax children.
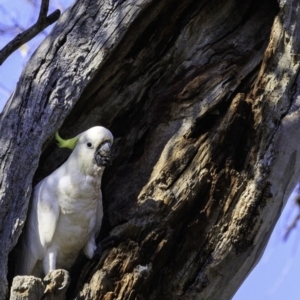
<box><xmin>1</xmin><ymin>1</ymin><xmax>300</xmax><ymax>299</ymax></box>
<box><xmin>234</xmin><ymin>190</ymin><xmax>300</xmax><ymax>300</ymax></box>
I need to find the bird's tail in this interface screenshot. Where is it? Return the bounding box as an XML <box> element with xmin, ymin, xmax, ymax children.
<box><xmin>14</xmin><ymin>229</ymin><xmax>41</xmax><ymax>277</ymax></box>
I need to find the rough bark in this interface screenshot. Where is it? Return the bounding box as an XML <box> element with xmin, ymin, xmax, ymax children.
<box><xmin>10</xmin><ymin>276</ymin><xmax>44</xmax><ymax>300</ymax></box>
<box><xmin>1</xmin><ymin>0</ymin><xmax>300</xmax><ymax>299</ymax></box>
<box><xmin>10</xmin><ymin>270</ymin><xmax>70</xmax><ymax>300</ymax></box>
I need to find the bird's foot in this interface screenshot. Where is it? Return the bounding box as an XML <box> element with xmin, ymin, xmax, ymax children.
<box><xmin>43</xmin><ymin>269</ymin><xmax>70</xmax><ymax>294</ymax></box>
<box><xmin>92</xmin><ymin>235</ymin><xmax>125</xmax><ymax>260</ymax></box>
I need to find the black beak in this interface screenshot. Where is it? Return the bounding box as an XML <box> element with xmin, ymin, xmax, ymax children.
<box><xmin>94</xmin><ymin>142</ymin><xmax>111</xmax><ymax>167</ymax></box>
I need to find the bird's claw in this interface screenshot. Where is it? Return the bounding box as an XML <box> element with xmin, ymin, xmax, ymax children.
<box><xmin>43</xmin><ymin>269</ymin><xmax>70</xmax><ymax>293</ymax></box>
<box><xmin>58</xmin><ymin>272</ymin><xmax>69</xmax><ymax>290</ymax></box>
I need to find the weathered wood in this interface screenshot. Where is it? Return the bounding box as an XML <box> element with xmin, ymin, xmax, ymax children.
<box><xmin>1</xmin><ymin>0</ymin><xmax>300</xmax><ymax>299</ymax></box>
<box><xmin>10</xmin><ymin>270</ymin><xmax>69</xmax><ymax>300</ymax></box>
<box><xmin>0</xmin><ymin>0</ymin><xmax>160</xmax><ymax>297</ymax></box>
<box><xmin>10</xmin><ymin>276</ymin><xmax>44</xmax><ymax>300</ymax></box>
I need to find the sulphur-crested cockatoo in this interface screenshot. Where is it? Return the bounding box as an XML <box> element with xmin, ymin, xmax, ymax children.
<box><xmin>17</xmin><ymin>126</ymin><xmax>113</xmax><ymax>277</ymax></box>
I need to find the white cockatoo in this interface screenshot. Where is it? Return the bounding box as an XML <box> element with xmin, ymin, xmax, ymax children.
<box><xmin>17</xmin><ymin>126</ymin><xmax>113</xmax><ymax>277</ymax></box>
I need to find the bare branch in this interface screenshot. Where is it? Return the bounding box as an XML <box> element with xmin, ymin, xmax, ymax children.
<box><xmin>284</xmin><ymin>214</ymin><xmax>300</xmax><ymax>240</ymax></box>
<box><xmin>0</xmin><ymin>0</ymin><xmax>60</xmax><ymax>66</ymax></box>
<box><xmin>38</xmin><ymin>0</ymin><xmax>50</xmax><ymax>22</ymax></box>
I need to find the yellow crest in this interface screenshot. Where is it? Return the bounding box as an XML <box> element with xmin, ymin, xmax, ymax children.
<box><xmin>55</xmin><ymin>132</ymin><xmax>79</xmax><ymax>150</ymax></box>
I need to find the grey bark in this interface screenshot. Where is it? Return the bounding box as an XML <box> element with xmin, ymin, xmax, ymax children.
<box><xmin>1</xmin><ymin>0</ymin><xmax>300</xmax><ymax>299</ymax></box>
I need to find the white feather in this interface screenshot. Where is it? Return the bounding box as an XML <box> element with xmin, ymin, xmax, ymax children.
<box><xmin>17</xmin><ymin>126</ymin><xmax>113</xmax><ymax>276</ymax></box>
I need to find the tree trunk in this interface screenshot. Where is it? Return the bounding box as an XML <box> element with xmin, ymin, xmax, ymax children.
<box><xmin>1</xmin><ymin>0</ymin><xmax>300</xmax><ymax>299</ymax></box>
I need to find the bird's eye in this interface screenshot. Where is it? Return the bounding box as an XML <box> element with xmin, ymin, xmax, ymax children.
<box><xmin>87</xmin><ymin>142</ymin><xmax>93</xmax><ymax>148</ymax></box>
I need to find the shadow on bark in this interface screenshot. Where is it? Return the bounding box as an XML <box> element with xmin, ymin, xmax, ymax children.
<box><xmin>6</xmin><ymin>0</ymin><xmax>300</xmax><ymax>299</ymax></box>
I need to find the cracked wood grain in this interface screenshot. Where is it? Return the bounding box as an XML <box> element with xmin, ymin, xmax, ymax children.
<box><xmin>0</xmin><ymin>0</ymin><xmax>161</xmax><ymax>298</ymax></box>
<box><xmin>3</xmin><ymin>0</ymin><xmax>300</xmax><ymax>299</ymax></box>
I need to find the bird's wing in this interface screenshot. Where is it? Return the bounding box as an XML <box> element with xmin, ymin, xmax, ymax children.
<box><xmin>95</xmin><ymin>190</ymin><xmax>104</xmax><ymax>236</ymax></box>
<box><xmin>17</xmin><ymin>177</ymin><xmax>59</xmax><ymax>275</ymax></box>
<box><xmin>37</xmin><ymin>177</ymin><xmax>60</xmax><ymax>248</ymax></box>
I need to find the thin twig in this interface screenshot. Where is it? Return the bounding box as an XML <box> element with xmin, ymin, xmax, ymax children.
<box><xmin>284</xmin><ymin>213</ymin><xmax>300</xmax><ymax>241</ymax></box>
<box><xmin>38</xmin><ymin>0</ymin><xmax>50</xmax><ymax>22</ymax></box>
<box><xmin>0</xmin><ymin>0</ymin><xmax>61</xmax><ymax>66</ymax></box>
